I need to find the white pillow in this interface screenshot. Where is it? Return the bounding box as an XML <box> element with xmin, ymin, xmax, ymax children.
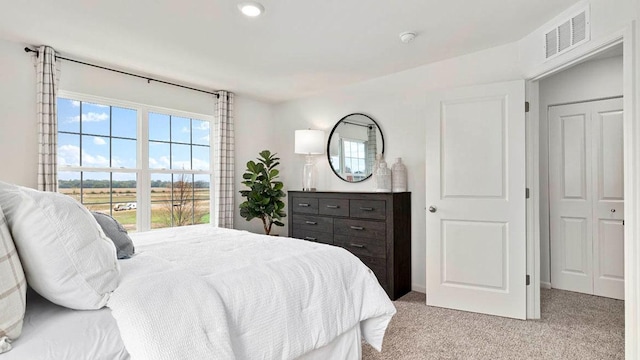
<box><xmin>0</xmin><ymin>181</ymin><xmax>119</xmax><ymax>310</ymax></box>
<box><xmin>0</xmin><ymin>205</ymin><xmax>26</xmax><ymax>353</ymax></box>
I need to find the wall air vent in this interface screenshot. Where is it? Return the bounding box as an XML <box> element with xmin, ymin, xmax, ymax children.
<box><xmin>544</xmin><ymin>6</ymin><xmax>590</xmax><ymax>61</ymax></box>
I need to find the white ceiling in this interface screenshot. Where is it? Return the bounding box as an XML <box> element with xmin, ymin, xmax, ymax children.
<box><xmin>0</xmin><ymin>0</ymin><xmax>580</xmax><ymax>103</ymax></box>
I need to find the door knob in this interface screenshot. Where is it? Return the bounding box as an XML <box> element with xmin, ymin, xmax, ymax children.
<box><xmin>428</xmin><ymin>206</ymin><xmax>437</xmax><ymax>213</ymax></box>
<box><xmin>611</xmin><ymin>209</ymin><xmax>616</xmax><ymax>213</ymax></box>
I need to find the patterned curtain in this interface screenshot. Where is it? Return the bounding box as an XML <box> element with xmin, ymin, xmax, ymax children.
<box><xmin>366</xmin><ymin>126</ymin><xmax>377</xmax><ymax>175</ymax></box>
<box><xmin>36</xmin><ymin>46</ymin><xmax>60</xmax><ymax>192</ymax></box>
<box><xmin>213</xmin><ymin>91</ymin><xmax>235</xmax><ymax>228</ymax></box>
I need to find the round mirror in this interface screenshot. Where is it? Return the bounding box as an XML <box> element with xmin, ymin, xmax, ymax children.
<box><xmin>327</xmin><ymin>113</ymin><xmax>384</xmax><ymax>183</ymax></box>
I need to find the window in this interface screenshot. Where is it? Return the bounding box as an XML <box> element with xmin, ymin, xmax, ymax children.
<box><xmin>341</xmin><ymin>138</ymin><xmax>367</xmax><ymax>181</ymax></box>
<box><xmin>56</xmin><ymin>93</ymin><xmax>213</xmax><ymax>232</ymax></box>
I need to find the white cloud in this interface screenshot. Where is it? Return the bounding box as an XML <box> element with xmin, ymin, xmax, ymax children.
<box><xmin>192</xmin><ymin>157</ymin><xmax>210</xmax><ymax>171</ymax></box>
<box><xmin>181</xmin><ymin>126</ymin><xmax>190</xmax><ymax>133</ymax></box>
<box><xmin>71</xmin><ymin>100</ymin><xmax>80</xmax><ymax>107</ymax></box>
<box><xmin>69</xmin><ymin>112</ymin><xmax>109</xmax><ymax>123</ymax></box>
<box><xmin>93</xmin><ymin>137</ymin><xmax>106</xmax><ymax>145</ymax></box>
<box><xmin>58</xmin><ymin>144</ymin><xmax>80</xmax><ymax>166</ymax></box>
<box><xmin>149</xmin><ymin>156</ymin><xmax>170</xmax><ymax>169</ymax></box>
<box><xmin>57</xmin><ymin>144</ymin><xmax>109</xmax><ymax>167</ymax></box>
<box><xmin>194</xmin><ymin>121</ymin><xmax>209</xmax><ymax>130</ymax></box>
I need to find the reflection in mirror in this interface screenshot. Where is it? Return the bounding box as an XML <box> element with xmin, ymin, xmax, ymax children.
<box><xmin>327</xmin><ymin>113</ymin><xmax>384</xmax><ymax>183</ymax></box>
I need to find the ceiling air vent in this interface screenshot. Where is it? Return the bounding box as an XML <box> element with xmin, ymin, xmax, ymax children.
<box><xmin>544</xmin><ymin>6</ymin><xmax>590</xmax><ymax>61</ymax></box>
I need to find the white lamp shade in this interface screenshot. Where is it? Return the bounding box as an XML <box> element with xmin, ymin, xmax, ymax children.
<box><xmin>294</xmin><ymin>129</ymin><xmax>325</xmax><ymax>155</ymax></box>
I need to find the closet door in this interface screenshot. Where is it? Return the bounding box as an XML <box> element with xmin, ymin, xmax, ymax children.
<box><xmin>549</xmin><ymin>98</ymin><xmax>624</xmax><ymax>300</ymax></box>
<box><xmin>592</xmin><ymin>98</ymin><xmax>624</xmax><ymax>300</ymax></box>
<box><xmin>549</xmin><ymin>102</ymin><xmax>594</xmax><ymax>295</ymax></box>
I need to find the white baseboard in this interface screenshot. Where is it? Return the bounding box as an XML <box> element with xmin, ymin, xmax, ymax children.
<box><xmin>412</xmin><ymin>284</ymin><xmax>426</xmax><ymax>294</ymax></box>
<box><xmin>540</xmin><ymin>281</ymin><xmax>552</xmax><ymax>289</ymax></box>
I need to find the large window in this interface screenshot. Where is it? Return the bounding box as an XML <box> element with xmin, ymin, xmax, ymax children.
<box><xmin>57</xmin><ymin>93</ymin><xmax>213</xmax><ymax>232</ymax></box>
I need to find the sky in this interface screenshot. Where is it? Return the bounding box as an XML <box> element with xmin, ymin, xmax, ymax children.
<box><xmin>57</xmin><ymin>98</ymin><xmax>210</xmax><ymax>182</ymax></box>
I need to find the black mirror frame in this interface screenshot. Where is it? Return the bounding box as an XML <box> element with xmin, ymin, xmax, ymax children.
<box><xmin>326</xmin><ymin>113</ymin><xmax>385</xmax><ymax>183</ymax></box>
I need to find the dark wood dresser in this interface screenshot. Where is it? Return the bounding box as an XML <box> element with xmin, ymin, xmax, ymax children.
<box><xmin>287</xmin><ymin>191</ymin><xmax>411</xmax><ymax>300</ymax></box>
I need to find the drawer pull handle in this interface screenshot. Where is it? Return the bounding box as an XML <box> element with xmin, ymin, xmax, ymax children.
<box><xmin>298</xmin><ymin>203</ymin><xmax>310</xmax><ymax>207</ymax></box>
<box><xmin>304</xmin><ymin>236</ymin><xmax>317</xmax><ymax>241</ymax></box>
<box><xmin>360</xmin><ymin>207</ymin><xmax>374</xmax><ymax>211</ymax></box>
<box><xmin>326</xmin><ymin>205</ymin><xmax>339</xmax><ymax>209</ymax></box>
<box><xmin>350</xmin><ymin>243</ymin><xmax>365</xmax><ymax>248</ymax></box>
<box><xmin>350</xmin><ymin>226</ymin><xmax>364</xmax><ymax>230</ymax></box>
<box><xmin>305</xmin><ymin>221</ymin><xmax>317</xmax><ymax>225</ymax></box>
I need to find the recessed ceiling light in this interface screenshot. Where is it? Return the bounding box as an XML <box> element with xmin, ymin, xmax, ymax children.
<box><xmin>238</xmin><ymin>2</ymin><xmax>264</xmax><ymax>17</ymax></box>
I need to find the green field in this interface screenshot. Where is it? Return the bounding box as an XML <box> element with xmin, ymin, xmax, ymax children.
<box><xmin>59</xmin><ymin>188</ymin><xmax>210</xmax><ymax>231</ymax></box>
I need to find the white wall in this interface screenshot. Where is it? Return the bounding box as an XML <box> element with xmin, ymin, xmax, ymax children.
<box><xmin>0</xmin><ymin>38</ymin><xmax>38</xmax><ymax>187</ymax></box>
<box><xmin>233</xmin><ymin>96</ymin><xmax>276</xmax><ymax>233</ymax></box>
<box><xmin>273</xmin><ymin>42</ymin><xmax>523</xmax><ymax>292</ymax></box>
<box><xmin>273</xmin><ymin>0</ymin><xmax>637</xmax><ymax>293</ymax></box>
<box><xmin>538</xmin><ymin>54</ymin><xmax>623</xmax><ymax>286</ymax></box>
<box><xmin>0</xmin><ymin>36</ymin><xmax>275</xmax><ymax>237</ymax></box>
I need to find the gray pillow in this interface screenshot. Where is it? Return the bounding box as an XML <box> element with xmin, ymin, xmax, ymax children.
<box><xmin>91</xmin><ymin>212</ymin><xmax>135</xmax><ymax>259</ymax></box>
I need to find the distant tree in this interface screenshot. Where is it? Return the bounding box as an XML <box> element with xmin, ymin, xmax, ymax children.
<box><xmin>161</xmin><ymin>174</ymin><xmax>207</xmax><ymax>227</ymax></box>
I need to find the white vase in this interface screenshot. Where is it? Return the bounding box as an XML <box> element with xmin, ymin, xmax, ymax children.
<box><xmin>392</xmin><ymin>157</ymin><xmax>407</xmax><ymax>192</ymax></box>
<box><xmin>371</xmin><ymin>154</ymin><xmax>382</xmax><ymax>189</ymax></box>
<box><xmin>375</xmin><ymin>159</ymin><xmax>392</xmax><ymax>192</ymax></box>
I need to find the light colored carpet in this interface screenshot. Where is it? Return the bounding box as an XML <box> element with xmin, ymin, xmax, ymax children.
<box><xmin>362</xmin><ymin>289</ymin><xmax>624</xmax><ymax>360</ymax></box>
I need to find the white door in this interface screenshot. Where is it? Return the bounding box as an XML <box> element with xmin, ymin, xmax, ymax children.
<box><xmin>425</xmin><ymin>80</ymin><xmax>526</xmax><ymax>319</ymax></box>
<box><xmin>549</xmin><ymin>98</ymin><xmax>624</xmax><ymax>300</ymax></box>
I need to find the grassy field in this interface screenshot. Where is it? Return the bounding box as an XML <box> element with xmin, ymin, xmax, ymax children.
<box><xmin>59</xmin><ymin>187</ymin><xmax>210</xmax><ymax>231</ymax></box>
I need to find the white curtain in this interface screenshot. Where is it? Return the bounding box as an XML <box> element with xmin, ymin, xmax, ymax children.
<box><xmin>213</xmin><ymin>91</ymin><xmax>235</xmax><ymax>228</ymax></box>
<box><xmin>36</xmin><ymin>46</ymin><xmax>60</xmax><ymax>192</ymax></box>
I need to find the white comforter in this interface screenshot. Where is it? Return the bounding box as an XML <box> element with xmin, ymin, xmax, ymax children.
<box><xmin>107</xmin><ymin>225</ymin><xmax>396</xmax><ymax>360</ymax></box>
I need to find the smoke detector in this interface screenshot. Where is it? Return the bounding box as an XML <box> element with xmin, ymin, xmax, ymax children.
<box><xmin>399</xmin><ymin>31</ymin><xmax>417</xmax><ymax>43</ymax></box>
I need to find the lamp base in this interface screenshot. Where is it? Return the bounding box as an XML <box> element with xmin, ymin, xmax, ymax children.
<box><xmin>302</xmin><ymin>155</ymin><xmax>318</xmax><ymax>192</ymax></box>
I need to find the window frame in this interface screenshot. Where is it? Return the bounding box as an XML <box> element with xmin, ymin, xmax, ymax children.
<box><xmin>57</xmin><ymin>90</ymin><xmax>215</xmax><ymax>232</ymax></box>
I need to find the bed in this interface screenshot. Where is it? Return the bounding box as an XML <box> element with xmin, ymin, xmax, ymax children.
<box><xmin>0</xmin><ymin>183</ymin><xmax>396</xmax><ymax>360</ymax></box>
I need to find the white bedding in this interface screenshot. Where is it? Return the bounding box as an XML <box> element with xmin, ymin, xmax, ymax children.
<box><xmin>3</xmin><ymin>290</ymin><xmax>129</xmax><ymax>360</ymax></box>
<box><xmin>110</xmin><ymin>225</ymin><xmax>396</xmax><ymax>360</ymax></box>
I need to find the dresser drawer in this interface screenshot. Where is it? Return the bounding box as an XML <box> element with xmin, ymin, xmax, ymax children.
<box><xmin>319</xmin><ymin>198</ymin><xmax>349</xmax><ymax>217</ymax></box>
<box><xmin>291</xmin><ymin>197</ymin><xmax>319</xmax><ymax>214</ymax></box>
<box><xmin>359</xmin><ymin>255</ymin><xmax>387</xmax><ymax>286</ymax></box>
<box><xmin>334</xmin><ymin>235</ymin><xmax>386</xmax><ymax>259</ymax></box>
<box><xmin>334</xmin><ymin>219</ymin><xmax>386</xmax><ymax>239</ymax></box>
<box><xmin>292</xmin><ymin>214</ymin><xmax>333</xmax><ymax>233</ymax></box>
<box><xmin>292</xmin><ymin>229</ymin><xmax>333</xmax><ymax>245</ymax></box>
<box><xmin>350</xmin><ymin>200</ymin><xmax>386</xmax><ymax>220</ymax></box>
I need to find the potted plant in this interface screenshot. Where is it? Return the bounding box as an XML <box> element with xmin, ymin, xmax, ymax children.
<box><xmin>239</xmin><ymin>150</ymin><xmax>286</xmax><ymax>235</ymax></box>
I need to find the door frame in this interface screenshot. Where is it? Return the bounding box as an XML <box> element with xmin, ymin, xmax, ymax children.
<box><xmin>524</xmin><ymin>22</ymin><xmax>637</xmax><ymax>358</ymax></box>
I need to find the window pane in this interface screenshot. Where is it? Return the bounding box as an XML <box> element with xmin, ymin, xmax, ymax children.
<box><xmin>192</xmin><ymin>145</ymin><xmax>210</xmax><ymax>171</ymax></box>
<box><xmin>58</xmin><ymin>172</ymin><xmax>81</xmax><ymax>202</ymax></box>
<box><xmin>81</xmin><ymin>102</ymin><xmax>110</xmax><ymax>136</ymax></box>
<box><xmin>81</xmin><ymin>135</ymin><xmax>110</xmax><ymax>167</ymax></box>
<box><xmin>112</xmin><ymin>107</ymin><xmax>137</xmax><ymax>139</ymax></box>
<box><xmin>81</xmin><ymin>172</ymin><xmax>111</xmax><ymax>205</ymax></box>
<box><xmin>112</xmin><ymin>138</ymin><xmax>137</xmax><ymax>168</ymax></box>
<box><xmin>57</xmin><ymin>98</ymin><xmax>80</xmax><ymax>133</ymax></box>
<box><xmin>58</xmin><ymin>133</ymin><xmax>80</xmax><ymax>167</ymax></box>
<box><xmin>172</xmin><ymin>173</ymin><xmax>194</xmax><ymax>227</ymax></box>
<box><xmin>111</xmin><ymin>173</ymin><xmax>137</xmax><ymax>232</ymax></box>
<box><xmin>149</xmin><ymin>141</ymin><xmax>170</xmax><ymax>169</ymax></box>
<box><xmin>192</xmin><ymin>120</ymin><xmax>210</xmax><ymax>146</ymax></box>
<box><xmin>171</xmin><ymin>143</ymin><xmax>191</xmax><ymax>170</ymax></box>
<box><xmin>149</xmin><ymin>112</ymin><xmax>170</xmax><ymax>141</ymax></box>
<box><xmin>150</xmin><ymin>173</ymin><xmax>172</xmax><ymax>229</ymax></box>
<box><xmin>194</xmin><ymin>174</ymin><xmax>210</xmax><ymax>225</ymax></box>
<box><xmin>171</xmin><ymin>116</ymin><xmax>191</xmax><ymax>144</ymax></box>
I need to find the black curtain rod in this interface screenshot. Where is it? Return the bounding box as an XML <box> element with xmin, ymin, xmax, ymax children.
<box><xmin>342</xmin><ymin>120</ymin><xmax>373</xmax><ymax>129</ymax></box>
<box><xmin>24</xmin><ymin>47</ymin><xmax>219</xmax><ymax>98</ymax></box>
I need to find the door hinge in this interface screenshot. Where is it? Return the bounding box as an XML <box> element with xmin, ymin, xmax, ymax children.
<box><xmin>623</xmin><ymin>220</ymin><xmax>625</xmax><ymax>226</ymax></box>
<box><xmin>526</xmin><ymin>275</ymin><xmax>530</xmax><ymax>286</ymax></box>
<box><xmin>525</xmin><ymin>101</ymin><xmax>530</xmax><ymax>113</ymax></box>
<box><xmin>525</xmin><ymin>188</ymin><xmax>530</xmax><ymax>199</ymax></box>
